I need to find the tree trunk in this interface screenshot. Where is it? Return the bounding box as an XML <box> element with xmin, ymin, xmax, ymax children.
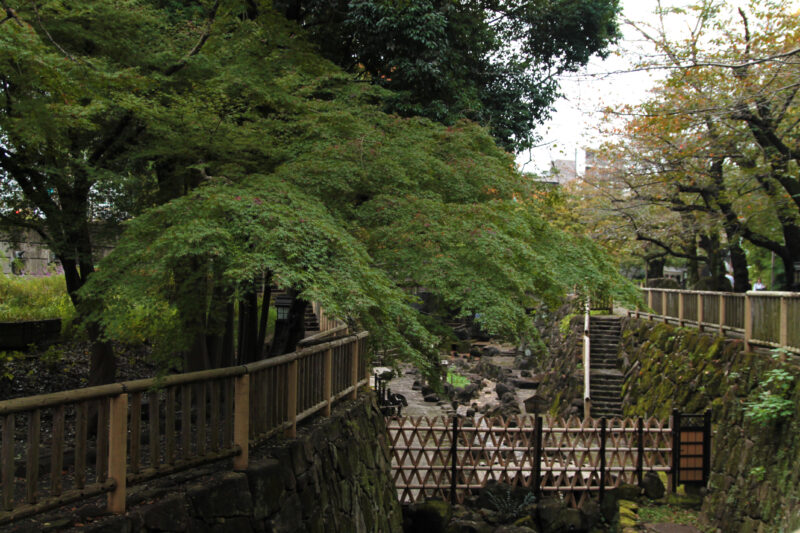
<box><xmin>206</xmin><ymin>281</ymin><xmax>228</xmax><ymax>369</ymax></box>
<box><xmin>727</xmin><ymin>238</ymin><xmax>750</xmax><ymax>292</ymax></box>
<box><xmin>86</xmin><ymin>322</ymin><xmax>117</xmax><ymax>388</ymax></box>
<box><xmin>780</xmin><ymin>227</ymin><xmax>800</xmax><ymax>290</ymax></box>
<box><xmin>646</xmin><ymin>256</ymin><xmax>665</xmax><ymax>280</ymax></box>
<box><xmin>237</xmin><ymin>281</ymin><xmax>261</xmax><ymax>364</ymax></box>
<box><xmin>698</xmin><ymin>233</ymin><xmax>728</xmax><ymax>290</ymax></box>
<box><xmin>257</xmin><ymin>272</ymin><xmax>273</xmax><ymax>360</ymax></box>
<box><xmin>220</xmin><ymin>303</ymin><xmax>236</xmax><ymax>369</ymax></box>
<box><xmin>60</xmin><ymin>249</ymin><xmax>117</xmax><ymax>387</ymax></box>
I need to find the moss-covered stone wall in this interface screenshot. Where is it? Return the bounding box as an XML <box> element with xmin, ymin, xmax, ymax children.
<box><xmin>44</xmin><ymin>393</ymin><xmax>403</xmax><ymax>533</ymax></box>
<box><xmin>618</xmin><ymin>318</ymin><xmax>800</xmax><ymax>532</ymax></box>
<box><xmin>532</xmin><ymin>304</ymin><xmax>585</xmax><ymax>418</ymax></box>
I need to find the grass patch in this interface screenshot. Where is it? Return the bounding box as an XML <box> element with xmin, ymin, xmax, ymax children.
<box><xmin>446</xmin><ymin>370</ymin><xmax>470</xmax><ymax>388</ymax></box>
<box><xmin>0</xmin><ymin>272</ymin><xmax>74</xmax><ymax>322</ymax></box>
<box><xmin>637</xmin><ymin>502</ymin><xmax>713</xmax><ymax>532</ymax></box>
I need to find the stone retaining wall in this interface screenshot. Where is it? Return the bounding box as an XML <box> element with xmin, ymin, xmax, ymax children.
<box><xmin>64</xmin><ymin>394</ymin><xmax>402</xmax><ymax>533</ymax></box>
<box><xmin>618</xmin><ymin>318</ymin><xmax>800</xmax><ymax>532</ymax></box>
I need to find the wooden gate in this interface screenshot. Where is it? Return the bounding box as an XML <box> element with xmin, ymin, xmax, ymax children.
<box><xmin>386</xmin><ymin>415</ymin><xmax>678</xmax><ymax>508</ymax></box>
<box><xmin>672</xmin><ymin>410</ymin><xmax>711</xmax><ymax>489</ymax></box>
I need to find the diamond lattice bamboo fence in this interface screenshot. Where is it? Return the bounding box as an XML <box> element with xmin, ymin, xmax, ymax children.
<box><xmin>387</xmin><ymin>414</ymin><xmax>675</xmax><ymax>508</ymax></box>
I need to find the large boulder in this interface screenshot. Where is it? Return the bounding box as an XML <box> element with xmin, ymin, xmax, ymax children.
<box><xmin>403</xmin><ymin>500</ymin><xmax>452</xmax><ymax>533</ymax></box>
<box><xmin>495</xmin><ymin>382</ymin><xmax>513</xmax><ymax>399</ymax></box>
<box><xmin>482</xmin><ymin>346</ymin><xmax>500</xmax><ymax>357</ymax></box>
<box><xmin>640</xmin><ymin>471</ymin><xmax>665</xmax><ymax>499</ymax></box>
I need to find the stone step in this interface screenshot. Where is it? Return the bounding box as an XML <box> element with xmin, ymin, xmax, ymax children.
<box><xmin>592</xmin><ymin>412</ymin><xmax>624</xmax><ymax>419</ymax></box>
<box><xmin>592</xmin><ymin>402</ymin><xmax>622</xmax><ymax>414</ymax></box>
<box><xmin>591</xmin><ymin>392</ymin><xmax>621</xmax><ymax>400</ymax></box>
<box><xmin>591</xmin><ymin>383</ymin><xmax>623</xmax><ymax>391</ymax></box>
<box><xmin>591</xmin><ymin>356</ymin><xmax>619</xmax><ymax>362</ymax></box>
<box><xmin>591</xmin><ymin>402</ymin><xmax>623</xmax><ymax>411</ymax></box>
<box><xmin>592</xmin><ymin>378</ymin><xmax>623</xmax><ymax>385</ymax></box>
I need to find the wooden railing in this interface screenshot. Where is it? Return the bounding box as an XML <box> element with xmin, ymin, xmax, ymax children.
<box><xmin>582</xmin><ymin>294</ymin><xmax>614</xmax><ymax>418</ymax></box>
<box><xmin>0</xmin><ymin>332</ymin><xmax>369</xmax><ymax>525</ymax></box>
<box><xmin>388</xmin><ymin>412</ymin><xmax>711</xmax><ymax>509</ymax></box>
<box><xmin>311</xmin><ymin>302</ymin><xmax>346</xmax><ymax>333</ymax></box>
<box><xmin>633</xmin><ymin>289</ymin><xmax>800</xmax><ymax>354</ymax></box>
<box><xmin>583</xmin><ymin>299</ymin><xmax>591</xmax><ymax>419</ymax></box>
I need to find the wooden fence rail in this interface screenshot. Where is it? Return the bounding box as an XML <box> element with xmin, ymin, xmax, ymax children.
<box><xmin>388</xmin><ymin>413</ymin><xmax>709</xmax><ymax>509</ymax></box>
<box><xmin>0</xmin><ymin>331</ymin><xmax>369</xmax><ymax>525</ymax></box>
<box><xmin>633</xmin><ymin>289</ymin><xmax>800</xmax><ymax>354</ymax></box>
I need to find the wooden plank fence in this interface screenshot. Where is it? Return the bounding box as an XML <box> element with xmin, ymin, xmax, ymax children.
<box><xmin>0</xmin><ymin>331</ymin><xmax>369</xmax><ymax>525</ymax></box>
<box><xmin>633</xmin><ymin>289</ymin><xmax>800</xmax><ymax>354</ymax></box>
<box><xmin>387</xmin><ymin>413</ymin><xmax>709</xmax><ymax>509</ymax></box>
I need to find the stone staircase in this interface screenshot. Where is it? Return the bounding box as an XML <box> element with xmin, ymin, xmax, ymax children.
<box><xmin>304</xmin><ymin>306</ymin><xmax>320</xmax><ymax>332</ymax></box>
<box><xmin>589</xmin><ymin>316</ymin><xmax>624</xmax><ymax>418</ymax></box>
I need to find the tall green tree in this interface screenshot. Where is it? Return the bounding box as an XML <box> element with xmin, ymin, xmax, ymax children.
<box><xmin>585</xmin><ymin>0</ymin><xmax>800</xmax><ymax>290</ymax></box>
<box><xmin>274</xmin><ymin>0</ymin><xmax>621</xmax><ymax>152</ymax></box>
<box><xmin>2</xmin><ymin>0</ymin><xmax>635</xmax><ymax>382</ymax></box>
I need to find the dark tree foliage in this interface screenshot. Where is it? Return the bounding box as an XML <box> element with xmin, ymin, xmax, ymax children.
<box><xmin>275</xmin><ymin>0</ymin><xmax>621</xmax><ymax>152</ymax></box>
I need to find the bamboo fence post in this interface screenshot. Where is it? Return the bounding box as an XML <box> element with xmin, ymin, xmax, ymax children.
<box><xmin>3</xmin><ymin>414</ymin><xmax>14</xmax><ymax>511</ymax></box>
<box><xmin>50</xmin><ymin>404</ymin><xmax>65</xmax><ymax>497</ymax></box>
<box><xmin>197</xmin><ymin>383</ymin><xmax>207</xmax><ymax>457</ymax></box>
<box><xmin>130</xmin><ymin>393</ymin><xmax>141</xmax><ymax>474</ymax></box>
<box><xmin>286</xmin><ymin>360</ymin><xmax>298</xmax><ymax>438</ymax></box>
<box><xmin>647</xmin><ymin>289</ymin><xmax>653</xmax><ymax>320</ymax></box>
<box><xmin>26</xmin><ymin>409</ymin><xmax>40</xmax><ymax>504</ymax></box>
<box><xmin>671</xmin><ymin>410</ymin><xmax>680</xmax><ymax>493</ymax></box>
<box><xmin>533</xmin><ymin>415</ymin><xmax>542</xmax><ymax>500</ymax></box>
<box><xmin>697</xmin><ymin>293</ymin><xmax>704</xmax><ymax>332</ymax></box>
<box><xmin>718</xmin><ymin>295</ymin><xmax>726</xmax><ymax>335</ymax></box>
<box><xmin>96</xmin><ymin>400</ymin><xmax>109</xmax><ymax>483</ymax></box>
<box><xmin>450</xmin><ymin>416</ymin><xmax>458</xmax><ymax>505</ymax></box>
<box><xmin>324</xmin><ymin>348</ymin><xmax>333</xmax><ymax>416</ymax></box>
<box><xmin>599</xmin><ymin>418</ymin><xmax>607</xmax><ymax>503</ymax></box>
<box><xmin>744</xmin><ymin>293</ymin><xmax>752</xmax><ymax>352</ymax></box>
<box><xmin>636</xmin><ymin>417</ymin><xmax>644</xmax><ymax>485</ymax></box>
<box><xmin>149</xmin><ymin>392</ymin><xmax>160</xmax><ymax>468</ymax></box>
<box><xmin>779</xmin><ymin>296</ymin><xmax>789</xmax><ymax>347</ymax></box>
<box><xmin>75</xmin><ymin>402</ymin><xmax>87</xmax><ymax>489</ymax></box>
<box><xmin>166</xmin><ymin>387</ymin><xmax>176</xmax><ymax>464</ymax></box>
<box><xmin>350</xmin><ymin>339</ymin><xmax>360</xmax><ymax>400</ymax></box>
<box><xmin>181</xmin><ymin>385</ymin><xmax>191</xmax><ymax>460</ymax></box>
<box><xmin>210</xmin><ymin>381</ymin><xmax>220</xmax><ymax>453</ymax></box>
<box><xmin>107</xmin><ymin>393</ymin><xmax>128</xmax><ymax>514</ymax></box>
<box><xmin>702</xmin><ymin>410</ymin><xmax>712</xmax><ymax>484</ymax></box>
<box><xmin>678</xmin><ymin>292</ymin><xmax>685</xmax><ymax>327</ymax></box>
<box><xmin>661</xmin><ymin>290</ymin><xmax>668</xmax><ymax>323</ymax></box>
<box><xmin>233</xmin><ymin>374</ymin><xmax>250</xmax><ymax>471</ymax></box>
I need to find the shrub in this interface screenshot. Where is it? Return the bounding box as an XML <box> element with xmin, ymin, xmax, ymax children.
<box><xmin>446</xmin><ymin>370</ymin><xmax>470</xmax><ymax>388</ymax></box>
<box><xmin>744</xmin><ymin>353</ymin><xmax>795</xmax><ymax>426</ymax></box>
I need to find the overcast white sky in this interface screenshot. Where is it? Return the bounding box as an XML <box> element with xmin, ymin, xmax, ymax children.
<box><xmin>516</xmin><ymin>0</ymin><xmax>691</xmax><ymax>174</ymax></box>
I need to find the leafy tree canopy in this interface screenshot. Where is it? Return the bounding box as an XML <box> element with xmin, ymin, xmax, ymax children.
<box><xmin>1</xmin><ymin>0</ymin><xmax>635</xmax><ymax>378</ymax></box>
<box><xmin>274</xmin><ymin>0</ymin><xmax>621</xmax><ymax>152</ymax></box>
<box><xmin>586</xmin><ymin>0</ymin><xmax>800</xmax><ymax>289</ymax></box>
